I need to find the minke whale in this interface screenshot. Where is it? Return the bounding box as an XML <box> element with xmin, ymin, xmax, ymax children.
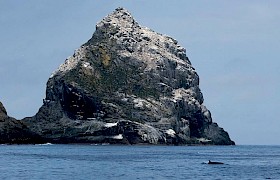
<box><xmin>208</xmin><ymin>160</ymin><xmax>224</xmax><ymax>164</ymax></box>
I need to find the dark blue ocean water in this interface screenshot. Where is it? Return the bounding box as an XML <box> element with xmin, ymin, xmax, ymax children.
<box><xmin>0</xmin><ymin>144</ymin><xmax>279</xmax><ymax>180</ymax></box>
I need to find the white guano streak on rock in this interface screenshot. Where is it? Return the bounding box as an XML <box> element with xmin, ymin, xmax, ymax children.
<box><xmin>165</xmin><ymin>129</ymin><xmax>176</xmax><ymax>137</ymax></box>
<box><xmin>133</xmin><ymin>98</ymin><xmax>144</xmax><ymax>108</ymax></box>
<box><xmin>112</xmin><ymin>134</ymin><xmax>123</xmax><ymax>140</ymax></box>
<box><xmin>104</xmin><ymin>122</ymin><xmax>118</xmax><ymax>128</ymax></box>
<box><xmin>173</xmin><ymin>88</ymin><xmax>197</xmax><ymax>100</ymax></box>
<box><xmin>197</xmin><ymin>138</ymin><xmax>212</xmax><ymax>142</ymax></box>
<box><xmin>173</xmin><ymin>88</ymin><xmax>189</xmax><ymax>101</ymax></box>
<box><xmin>82</xmin><ymin>62</ymin><xmax>90</xmax><ymax>68</ymax></box>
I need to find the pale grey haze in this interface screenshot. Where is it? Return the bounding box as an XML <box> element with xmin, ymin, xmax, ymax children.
<box><xmin>0</xmin><ymin>1</ymin><xmax>279</xmax><ymax>145</ymax></box>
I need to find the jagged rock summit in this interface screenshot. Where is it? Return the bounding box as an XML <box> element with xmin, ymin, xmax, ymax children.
<box><xmin>0</xmin><ymin>101</ymin><xmax>7</xmax><ymax>118</ymax></box>
<box><xmin>22</xmin><ymin>7</ymin><xmax>234</xmax><ymax>145</ymax></box>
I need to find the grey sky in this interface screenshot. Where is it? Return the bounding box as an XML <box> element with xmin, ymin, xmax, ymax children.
<box><xmin>0</xmin><ymin>1</ymin><xmax>279</xmax><ymax>145</ymax></box>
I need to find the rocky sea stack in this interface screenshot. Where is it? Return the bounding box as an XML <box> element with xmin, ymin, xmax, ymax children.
<box><xmin>0</xmin><ymin>102</ymin><xmax>42</xmax><ymax>144</ymax></box>
<box><xmin>4</xmin><ymin>8</ymin><xmax>234</xmax><ymax>145</ymax></box>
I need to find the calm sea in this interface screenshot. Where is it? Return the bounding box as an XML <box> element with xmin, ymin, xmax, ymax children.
<box><xmin>0</xmin><ymin>144</ymin><xmax>279</xmax><ymax>179</ymax></box>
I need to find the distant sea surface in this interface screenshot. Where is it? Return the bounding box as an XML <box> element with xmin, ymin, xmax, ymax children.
<box><xmin>0</xmin><ymin>144</ymin><xmax>279</xmax><ymax>179</ymax></box>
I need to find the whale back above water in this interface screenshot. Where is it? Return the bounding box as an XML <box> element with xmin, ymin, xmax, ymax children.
<box><xmin>208</xmin><ymin>160</ymin><xmax>224</xmax><ymax>164</ymax></box>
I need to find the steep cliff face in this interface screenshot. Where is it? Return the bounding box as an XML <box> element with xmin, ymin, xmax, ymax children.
<box><xmin>0</xmin><ymin>102</ymin><xmax>42</xmax><ymax>144</ymax></box>
<box><xmin>23</xmin><ymin>8</ymin><xmax>234</xmax><ymax>145</ymax></box>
